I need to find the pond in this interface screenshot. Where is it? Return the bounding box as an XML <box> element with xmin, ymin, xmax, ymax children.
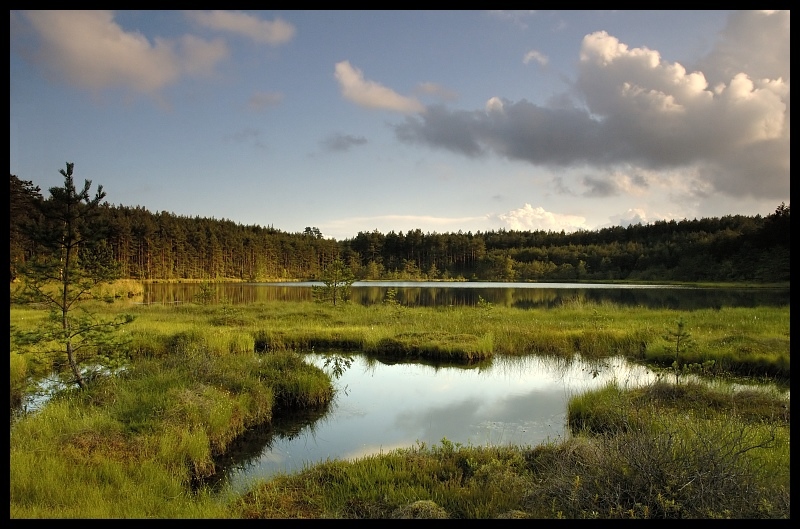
<box><xmin>206</xmin><ymin>352</ymin><xmax>785</xmax><ymax>494</ymax></box>
<box><xmin>142</xmin><ymin>281</ymin><xmax>790</xmax><ymax>310</ymax></box>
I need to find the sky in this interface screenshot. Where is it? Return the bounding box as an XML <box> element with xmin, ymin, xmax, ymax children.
<box><xmin>10</xmin><ymin>10</ymin><xmax>790</xmax><ymax>241</ymax></box>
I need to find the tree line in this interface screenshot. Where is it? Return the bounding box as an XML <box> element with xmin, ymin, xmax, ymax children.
<box><xmin>10</xmin><ymin>172</ymin><xmax>790</xmax><ymax>285</ymax></box>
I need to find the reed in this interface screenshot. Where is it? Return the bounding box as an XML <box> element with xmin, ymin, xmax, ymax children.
<box><xmin>91</xmin><ymin>279</ymin><xmax>145</xmax><ymax>300</ymax></box>
<box><xmin>109</xmin><ymin>300</ymin><xmax>790</xmax><ymax>379</ymax></box>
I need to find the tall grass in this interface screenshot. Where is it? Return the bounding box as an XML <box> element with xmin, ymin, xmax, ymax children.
<box><xmin>10</xmin><ymin>305</ymin><xmax>334</xmax><ymax>518</ymax></box>
<box><xmin>91</xmin><ymin>299</ymin><xmax>789</xmax><ymax>379</ymax></box>
<box><xmin>231</xmin><ymin>380</ymin><xmax>789</xmax><ymax>519</ymax></box>
<box><xmin>9</xmin><ymin>297</ymin><xmax>789</xmax><ymax>518</ymax></box>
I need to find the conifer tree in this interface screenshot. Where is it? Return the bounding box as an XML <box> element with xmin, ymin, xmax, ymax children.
<box><xmin>313</xmin><ymin>258</ymin><xmax>356</xmax><ymax>306</ymax></box>
<box><xmin>12</xmin><ymin>163</ymin><xmax>133</xmax><ymax>389</ymax></box>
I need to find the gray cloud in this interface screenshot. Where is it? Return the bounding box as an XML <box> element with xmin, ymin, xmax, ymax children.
<box><xmin>394</xmin><ymin>100</ymin><xmax>619</xmax><ymax>166</ymax></box>
<box><xmin>224</xmin><ymin>128</ymin><xmax>266</xmax><ymax>149</ymax></box>
<box><xmin>582</xmin><ymin>176</ymin><xmax>618</xmax><ymax>197</ymax></box>
<box><xmin>322</xmin><ymin>133</ymin><xmax>368</xmax><ymax>152</ymax></box>
<box><xmin>394</xmin><ymin>11</ymin><xmax>789</xmax><ymax>201</ymax></box>
<box><xmin>248</xmin><ymin>91</ymin><xmax>283</xmax><ymax>112</ymax></box>
<box><xmin>692</xmin><ymin>10</ymin><xmax>790</xmax><ymax>87</ymax></box>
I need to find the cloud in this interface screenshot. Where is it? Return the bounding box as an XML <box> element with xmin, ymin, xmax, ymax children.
<box><xmin>322</xmin><ymin>213</ymin><xmax>495</xmax><ymax>240</ymax></box>
<box><xmin>394</xmin><ymin>100</ymin><xmax>608</xmax><ymax>164</ymax></box>
<box><xmin>334</xmin><ymin>61</ymin><xmax>425</xmax><ymax>114</ymax></box>
<box><xmin>17</xmin><ymin>10</ymin><xmax>228</xmax><ymax>98</ymax></box>
<box><xmin>608</xmin><ymin>208</ymin><xmax>650</xmax><ymax>227</ymax></box>
<box><xmin>186</xmin><ymin>10</ymin><xmax>295</xmax><ymax>45</ymax></box>
<box><xmin>394</xmin><ymin>11</ymin><xmax>789</xmax><ymax>201</ymax></box>
<box><xmin>248</xmin><ymin>90</ymin><xmax>283</xmax><ymax>111</ymax></box>
<box><xmin>523</xmin><ymin>49</ymin><xmax>548</xmax><ymax>66</ymax></box>
<box><xmin>322</xmin><ymin>133</ymin><xmax>368</xmax><ymax>152</ymax></box>
<box><xmin>582</xmin><ymin>170</ymin><xmax>649</xmax><ymax>198</ymax></box>
<box><xmin>488</xmin><ymin>10</ymin><xmax>537</xmax><ymax>29</ymax></box>
<box><xmin>498</xmin><ymin>204</ymin><xmax>588</xmax><ymax>232</ymax></box>
<box><xmin>415</xmin><ymin>82</ymin><xmax>459</xmax><ymax>102</ymax></box>
<box><xmin>693</xmin><ymin>10</ymin><xmax>789</xmax><ymax>87</ymax></box>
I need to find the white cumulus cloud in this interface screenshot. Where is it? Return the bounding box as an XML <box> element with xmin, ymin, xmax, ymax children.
<box><xmin>395</xmin><ymin>10</ymin><xmax>789</xmax><ymax>202</ymax></box>
<box><xmin>523</xmin><ymin>49</ymin><xmax>548</xmax><ymax>66</ymax></box>
<box><xmin>498</xmin><ymin>204</ymin><xmax>588</xmax><ymax>232</ymax></box>
<box><xmin>186</xmin><ymin>10</ymin><xmax>295</xmax><ymax>45</ymax></box>
<box><xmin>335</xmin><ymin>61</ymin><xmax>425</xmax><ymax>114</ymax></box>
<box><xmin>17</xmin><ymin>10</ymin><xmax>228</xmax><ymax>98</ymax></box>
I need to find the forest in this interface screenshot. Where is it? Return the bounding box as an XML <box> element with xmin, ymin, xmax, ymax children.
<box><xmin>9</xmin><ymin>173</ymin><xmax>790</xmax><ymax>284</ymax></box>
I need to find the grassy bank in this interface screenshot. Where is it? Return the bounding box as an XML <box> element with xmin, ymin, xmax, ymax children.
<box><xmin>10</xmin><ymin>322</ymin><xmax>333</xmax><ymax>518</ymax></box>
<box><xmin>83</xmin><ymin>297</ymin><xmax>790</xmax><ymax>379</ymax></box>
<box><xmin>231</xmin><ymin>380</ymin><xmax>789</xmax><ymax>518</ymax></box>
<box><xmin>10</xmin><ymin>297</ymin><xmax>790</xmax><ymax>518</ymax></box>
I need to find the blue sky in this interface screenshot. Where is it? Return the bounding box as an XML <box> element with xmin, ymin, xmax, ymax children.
<box><xmin>10</xmin><ymin>10</ymin><xmax>790</xmax><ymax>240</ymax></box>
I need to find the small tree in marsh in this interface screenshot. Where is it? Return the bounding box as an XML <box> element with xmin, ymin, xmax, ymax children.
<box><xmin>11</xmin><ymin>163</ymin><xmax>134</xmax><ymax>389</ymax></box>
<box><xmin>664</xmin><ymin>318</ymin><xmax>694</xmax><ymax>384</ymax></box>
<box><xmin>313</xmin><ymin>258</ymin><xmax>356</xmax><ymax>306</ymax></box>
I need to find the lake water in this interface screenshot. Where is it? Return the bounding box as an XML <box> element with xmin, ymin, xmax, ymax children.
<box><xmin>209</xmin><ymin>352</ymin><xmax>660</xmax><ymax>494</ymax></box>
<box><xmin>208</xmin><ymin>350</ymin><xmax>788</xmax><ymax>494</ymax></box>
<box><xmin>142</xmin><ymin>281</ymin><xmax>790</xmax><ymax>310</ymax></box>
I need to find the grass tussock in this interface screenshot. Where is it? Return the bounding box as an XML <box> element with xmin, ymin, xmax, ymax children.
<box><xmin>10</xmin><ymin>308</ymin><xmax>335</xmax><ymax>518</ymax></box>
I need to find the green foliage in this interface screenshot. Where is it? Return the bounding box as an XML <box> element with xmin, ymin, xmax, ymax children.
<box><xmin>664</xmin><ymin>318</ymin><xmax>693</xmax><ymax>383</ymax></box>
<box><xmin>383</xmin><ymin>287</ymin><xmax>399</xmax><ymax>306</ymax></box>
<box><xmin>194</xmin><ymin>279</ymin><xmax>216</xmax><ymax>305</ymax></box>
<box><xmin>10</xmin><ymin>311</ymin><xmax>336</xmax><ymax>518</ymax></box>
<box><xmin>9</xmin><ymin>169</ymin><xmax>793</xmax><ymax>282</ymax></box>
<box><xmin>382</xmin><ymin>287</ymin><xmax>406</xmax><ymax>321</ymax></box>
<box><xmin>10</xmin><ymin>174</ymin><xmax>42</xmax><ymax>282</ymax></box>
<box><xmin>313</xmin><ymin>258</ymin><xmax>356</xmax><ymax>306</ymax></box>
<box><xmin>322</xmin><ymin>354</ymin><xmax>354</xmax><ymax>380</ymax></box>
<box><xmin>11</xmin><ymin>163</ymin><xmax>134</xmax><ymax>389</ymax></box>
<box><xmin>477</xmin><ymin>295</ymin><xmax>493</xmax><ymax>318</ymax></box>
<box><xmin>9</xmin><ymin>300</ymin><xmax>790</xmax><ymax>518</ymax></box>
<box><xmin>556</xmin><ymin>381</ymin><xmax>790</xmax><ymax>518</ymax></box>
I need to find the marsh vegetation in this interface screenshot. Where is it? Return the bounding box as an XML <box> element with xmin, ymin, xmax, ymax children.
<box><xmin>10</xmin><ymin>287</ymin><xmax>789</xmax><ymax>518</ymax></box>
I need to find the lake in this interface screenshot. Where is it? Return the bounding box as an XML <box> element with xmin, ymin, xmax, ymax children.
<box><xmin>208</xmin><ymin>352</ymin><xmax>659</xmax><ymax>493</ymax></box>
<box><xmin>207</xmin><ymin>351</ymin><xmax>787</xmax><ymax>494</ymax></box>
<box><xmin>142</xmin><ymin>281</ymin><xmax>790</xmax><ymax>310</ymax></box>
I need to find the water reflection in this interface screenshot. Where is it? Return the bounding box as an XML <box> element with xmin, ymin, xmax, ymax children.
<box><xmin>142</xmin><ymin>281</ymin><xmax>789</xmax><ymax>310</ymax></box>
<box><xmin>209</xmin><ymin>353</ymin><xmax>658</xmax><ymax>494</ymax></box>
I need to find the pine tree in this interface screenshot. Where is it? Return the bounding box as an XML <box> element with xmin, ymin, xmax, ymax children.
<box><xmin>12</xmin><ymin>163</ymin><xmax>134</xmax><ymax>389</ymax></box>
<box><xmin>312</xmin><ymin>258</ymin><xmax>356</xmax><ymax>306</ymax></box>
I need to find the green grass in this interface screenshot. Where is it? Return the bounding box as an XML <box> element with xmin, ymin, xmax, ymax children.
<box><xmin>10</xmin><ymin>310</ymin><xmax>334</xmax><ymax>518</ymax></box>
<box><xmin>230</xmin><ymin>380</ymin><xmax>790</xmax><ymax>519</ymax></box>
<box><xmin>9</xmin><ymin>296</ymin><xmax>790</xmax><ymax>518</ymax></box>
<box><xmin>84</xmin><ymin>298</ymin><xmax>787</xmax><ymax>379</ymax></box>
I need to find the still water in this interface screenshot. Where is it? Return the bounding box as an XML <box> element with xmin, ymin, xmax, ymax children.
<box><xmin>143</xmin><ymin>281</ymin><xmax>790</xmax><ymax>310</ymax></box>
<box><xmin>211</xmin><ymin>352</ymin><xmax>779</xmax><ymax>494</ymax></box>
<box><xmin>138</xmin><ymin>281</ymin><xmax>788</xmax><ymax>492</ymax></box>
